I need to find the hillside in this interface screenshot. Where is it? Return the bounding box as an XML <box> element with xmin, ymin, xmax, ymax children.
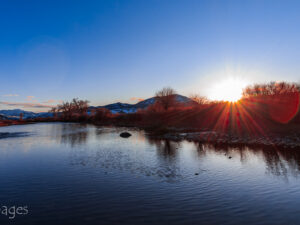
<box><xmin>0</xmin><ymin>94</ymin><xmax>193</xmax><ymax>119</ymax></box>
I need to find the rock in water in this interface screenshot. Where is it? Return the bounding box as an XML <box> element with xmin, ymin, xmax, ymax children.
<box><xmin>120</xmin><ymin>132</ymin><xmax>132</xmax><ymax>138</ymax></box>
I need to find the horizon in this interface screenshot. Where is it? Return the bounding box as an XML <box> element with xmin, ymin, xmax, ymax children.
<box><xmin>0</xmin><ymin>93</ymin><xmax>192</xmax><ymax>113</ymax></box>
<box><xmin>1</xmin><ymin>0</ymin><xmax>300</xmax><ymax>112</ymax></box>
<box><xmin>1</xmin><ymin>83</ymin><xmax>299</xmax><ymax>114</ymax></box>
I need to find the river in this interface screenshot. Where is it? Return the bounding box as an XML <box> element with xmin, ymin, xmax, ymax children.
<box><xmin>0</xmin><ymin>123</ymin><xmax>300</xmax><ymax>224</ymax></box>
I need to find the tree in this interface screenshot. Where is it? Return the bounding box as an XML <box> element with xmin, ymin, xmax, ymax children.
<box><xmin>70</xmin><ymin>98</ymin><xmax>89</xmax><ymax>114</ymax></box>
<box><xmin>19</xmin><ymin>113</ymin><xmax>23</xmax><ymax>121</ymax></box>
<box><xmin>53</xmin><ymin>98</ymin><xmax>89</xmax><ymax>119</ymax></box>
<box><xmin>242</xmin><ymin>82</ymin><xmax>300</xmax><ymax>98</ymax></box>
<box><xmin>241</xmin><ymin>82</ymin><xmax>300</xmax><ymax>124</ymax></box>
<box><xmin>155</xmin><ymin>87</ymin><xmax>177</xmax><ymax>111</ymax></box>
<box><xmin>49</xmin><ymin>107</ymin><xmax>57</xmax><ymax>118</ymax></box>
<box><xmin>94</xmin><ymin>108</ymin><xmax>111</xmax><ymax>121</ymax></box>
<box><xmin>190</xmin><ymin>94</ymin><xmax>209</xmax><ymax>105</ymax></box>
<box><xmin>57</xmin><ymin>101</ymin><xmax>72</xmax><ymax>119</ymax></box>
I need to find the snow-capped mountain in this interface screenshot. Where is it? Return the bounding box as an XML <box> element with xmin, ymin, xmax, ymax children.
<box><xmin>0</xmin><ymin>94</ymin><xmax>193</xmax><ymax>119</ymax></box>
<box><xmin>91</xmin><ymin>94</ymin><xmax>193</xmax><ymax>114</ymax></box>
<box><xmin>0</xmin><ymin>109</ymin><xmax>53</xmax><ymax>120</ymax></box>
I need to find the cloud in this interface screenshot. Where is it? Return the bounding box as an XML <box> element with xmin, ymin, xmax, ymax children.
<box><xmin>130</xmin><ymin>97</ymin><xmax>145</xmax><ymax>102</ymax></box>
<box><xmin>43</xmin><ymin>99</ymin><xmax>63</xmax><ymax>104</ymax></box>
<box><xmin>44</xmin><ymin>99</ymin><xmax>55</xmax><ymax>103</ymax></box>
<box><xmin>2</xmin><ymin>94</ymin><xmax>19</xmax><ymax>97</ymax></box>
<box><xmin>0</xmin><ymin>101</ymin><xmax>53</xmax><ymax>109</ymax></box>
<box><xmin>26</xmin><ymin>96</ymin><xmax>35</xmax><ymax>101</ymax></box>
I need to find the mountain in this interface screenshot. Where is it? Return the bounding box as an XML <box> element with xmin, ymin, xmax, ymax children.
<box><xmin>90</xmin><ymin>94</ymin><xmax>193</xmax><ymax>114</ymax></box>
<box><xmin>0</xmin><ymin>109</ymin><xmax>53</xmax><ymax>120</ymax></box>
<box><xmin>0</xmin><ymin>94</ymin><xmax>193</xmax><ymax>119</ymax></box>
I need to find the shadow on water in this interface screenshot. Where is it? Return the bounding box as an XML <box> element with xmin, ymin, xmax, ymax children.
<box><xmin>0</xmin><ymin>132</ymin><xmax>30</xmax><ymax>139</ymax></box>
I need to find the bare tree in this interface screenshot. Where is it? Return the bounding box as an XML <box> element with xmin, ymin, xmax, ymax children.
<box><xmin>49</xmin><ymin>107</ymin><xmax>57</xmax><ymax>118</ymax></box>
<box><xmin>53</xmin><ymin>98</ymin><xmax>89</xmax><ymax>119</ymax></box>
<box><xmin>71</xmin><ymin>98</ymin><xmax>89</xmax><ymax>114</ymax></box>
<box><xmin>155</xmin><ymin>87</ymin><xmax>177</xmax><ymax>111</ymax></box>
<box><xmin>190</xmin><ymin>94</ymin><xmax>209</xmax><ymax>105</ymax></box>
<box><xmin>57</xmin><ymin>101</ymin><xmax>72</xmax><ymax>118</ymax></box>
<box><xmin>242</xmin><ymin>82</ymin><xmax>300</xmax><ymax>98</ymax></box>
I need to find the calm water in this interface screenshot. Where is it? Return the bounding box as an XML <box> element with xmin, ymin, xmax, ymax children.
<box><xmin>0</xmin><ymin>123</ymin><xmax>300</xmax><ymax>225</ymax></box>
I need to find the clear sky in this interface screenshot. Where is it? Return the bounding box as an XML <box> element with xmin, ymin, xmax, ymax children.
<box><xmin>1</xmin><ymin>0</ymin><xmax>300</xmax><ymax>111</ymax></box>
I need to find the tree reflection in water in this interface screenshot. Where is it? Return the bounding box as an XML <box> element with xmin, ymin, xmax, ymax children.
<box><xmin>51</xmin><ymin>123</ymin><xmax>90</xmax><ymax>147</ymax></box>
<box><xmin>146</xmin><ymin>139</ymin><xmax>182</xmax><ymax>180</ymax></box>
<box><xmin>193</xmin><ymin>142</ymin><xmax>300</xmax><ymax>179</ymax></box>
<box><xmin>50</xmin><ymin>124</ymin><xmax>300</xmax><ymax>180</ymax></box>
<box><xmin>147</xmin><ymin>139</ymin><xmax>180</xmax><ymax>159</ymax></box>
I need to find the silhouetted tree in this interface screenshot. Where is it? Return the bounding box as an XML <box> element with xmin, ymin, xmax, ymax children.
<box><xmin>155</xmin><ymin>87</ymin><xmax>177</xmax><ymax>111</ymax></box>
<box><xmin>53</xmin><ymin>98</ymin><xmax>89</xmax><ymax>119</ymax></box>
<box><xmin>71</xmin><ymin>98</ymin><xmax>89</xmax><ymax>114</ymax></box>
<box><xmin>190</xmin><ymin>94</ymin><xmax>209</xmax><ymax>105</ymax></box>
<box><xmin>49</xmin><ymin>107</ymin><xmax>58</xmax><ymax>118</ymax></box>
<box><xmin>57</xmin><ymin>101</ymin><xmax>72</xmax><ymax>119</ymax></box>
<box><xmin>242</xmin><ymin>81</ymin><xmax>300</xmax><ymax>124</ymax></box>
<box><xmin>242</xmin><ymin>81</ymin><xmax>300</xmax><ymax>97</ymax></box>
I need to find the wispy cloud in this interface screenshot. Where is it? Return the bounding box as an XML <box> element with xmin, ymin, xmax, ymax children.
<box><xmin>0</xmin><ymin>101</ymin><xmax>53</xmax><ymax>109</ymax></box>
<box><xmin>26</xmin><ymin>96</ymin><xmax>35</xmax><ymax>101</ymax></box>
<box><xmin>130</xmin><ymin>97</ymin><xmax>144</xmax><ymax>102</ymax></box>
<box><xmin>2</xmin><ymin>94</ymin><xmax>19</xmax><ymax>97</ymax></box>
<box><xmin>43</xmin><ymin>99</ymin><xmax>63</xmax><ymax>104</ymax></box>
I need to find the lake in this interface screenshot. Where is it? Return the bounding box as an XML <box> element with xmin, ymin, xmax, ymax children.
<box><xmin>0</xmin><ymin>123</ymin><xmax>300</xmax><ymax>225</ymax></box>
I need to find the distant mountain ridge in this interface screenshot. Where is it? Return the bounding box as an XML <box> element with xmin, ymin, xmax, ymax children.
<box><xmin>89</xmin><ymin>94</ymin><xmax>193</xmax><ymax>114</ymax></box>
<box><xmin>0</xmin><ymin>109</ymin><xmax>53</xmax><ymax>120</ymax></box>
<box><xmin>0</xmin><ymin>94</ymin><xmax>193</xmax><ymax>119</ymax></box>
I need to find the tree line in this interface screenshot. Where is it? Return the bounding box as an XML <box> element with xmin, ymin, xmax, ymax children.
<box><xmin>46</xmin><ymin>81</ymin><xmax>300</xmax><ymax>128</ymax></box>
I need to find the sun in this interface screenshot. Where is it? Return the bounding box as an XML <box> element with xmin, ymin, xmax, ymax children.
<box><xmin>209</xmin><ymin>77</ymin><xmax>248</xmax><ymax>102</ymax></box>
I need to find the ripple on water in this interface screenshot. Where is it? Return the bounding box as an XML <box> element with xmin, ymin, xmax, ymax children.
<box><xmin>1</xmin><ymin>123</ymin><xmax>300</xmax><ymax>225</ymax></box>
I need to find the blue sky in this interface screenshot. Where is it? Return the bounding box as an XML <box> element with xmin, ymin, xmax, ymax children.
<box><xmin>1</xmin><ymin>0</ymin><xmax>300</xmax><ymax>111</ymax></box>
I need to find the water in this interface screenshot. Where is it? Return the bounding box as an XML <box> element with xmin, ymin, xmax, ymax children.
<box><xmin>0</xmin><ymin>123</ymin><xmax>300</xmax><ymax>225</ymax></box>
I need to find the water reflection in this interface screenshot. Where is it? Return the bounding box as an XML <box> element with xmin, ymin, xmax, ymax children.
<box><xmin>193</xmin><ymin>142</ymin><xmax>300</xmax><ymax>179</ymax></box>
<box><xmin>148</xmin><ymin>139</ymin><xmax>180</xmax><ymax>159</ymax></box>
<box><xmin>148</xmin><ymin>139</ymin><xmax>300</xmax><ymax>180</ymax></box>
<box><xmin>2</xmin><ymin>123</ymin><xmax>300</xmax><ymax>225</ymax></box>
<box><xmin>47</xmin><ymin>123</ymin><xmax>300</xmax><ymax>179</ymax></box>
<box><xmin>0</xmin><ymin>131</ymin><xmax>30</xmax><ymax>139</ymax></box>
<box><xmin>51</xmin><ymin>123</ymin><xmax>90</xmax><ymax>147</ymax></box>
